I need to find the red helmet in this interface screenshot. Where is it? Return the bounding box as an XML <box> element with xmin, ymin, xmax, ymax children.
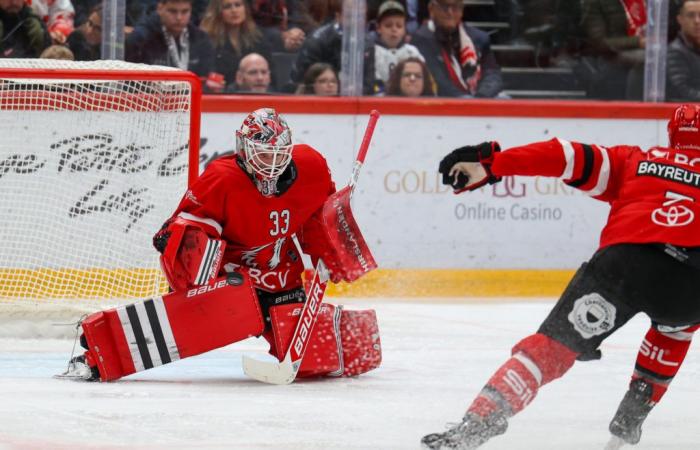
<box><xmin>236</xmin><ymin>108</ymin><xmax>293</xmax><ymax>180</ymax></box>
<box><xmin>668</xmin><ymin>104</ymin><xmax>700</xmax><ymax>150</ymax></box>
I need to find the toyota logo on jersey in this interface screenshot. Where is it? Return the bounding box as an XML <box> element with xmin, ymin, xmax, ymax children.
<box><xmin>652</xmin><ymin>191</ymin><xmax>695</xmax><ymax>227</ymax></box>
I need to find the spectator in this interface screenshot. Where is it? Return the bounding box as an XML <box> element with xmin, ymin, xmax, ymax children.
<box><xmin>411</xmin><ymin>0</ymin><xmax>503</xmax><ymax>98</ymax></box>
<box><xmin>251</xmin><ymin>0</ymin><xmax>306</xmax><ymax>52</ymax></box>
<box><xmin>289</xmin><ymin>2</ymin><xmax>375</xmax><ymax>94</ymax></box>
<box><xmin>74</xmin><ymin>0</ymin><xmax>209</xmax><ymax>29</ymax></box>
<box><xmin>125</xmin><ymin>0</ymin><xmax>215</xmax><ymax>78</ymax></box>
<box><xmin>200</xmin><ymin>0</ymin><xmax>274</xmax><ymax>90</ymax></box>
<box><xmin>234</xmin><ymin>52</ymin><xmax>272</xmax><ymax>93</ymax></box>
<box><xmin>0</xmin><ymin>0</ymin><xmax>50</xmax><ymax>58</ymax></box>
<box><xmin>667</xmin><ymin>0</ymin><xmax>700</xmax><ymax>101</ymax></box>
<box><xmin>295</xmin><ymin>62</ymin><xmax>339</xmax><ymax>95</ymax></box>
<box><xmin>66</xmin><ymin>3</ymin><xmax>100</xmax><ymax>61</ymax></box>
<box><xmin>296</xmin><ymin>0</ymin><xmax>342</xmax><ymax>32</ymax></box>
<box><xmin>386</xmin><ymin>56</ymin><xmax>436</xmax><ymax>96</ymax></box>
<box><xmin>373</xmin><ymin>1</ymin><xmax>424</xmax><ymax>93</ymax></box>
<box><xmin>579</xmin><ymin>0</ymin><xmax>646</xmax><ymax>99</ymax></box>
<box><xmin>39</xmin><ymin>43</ymin><xmax>74</xmax><ymax>59</ymax></box>
<box><xmin>28</xmin><ymin>0</ymin><xmax>74</xmax><ymax>44</ymax></box>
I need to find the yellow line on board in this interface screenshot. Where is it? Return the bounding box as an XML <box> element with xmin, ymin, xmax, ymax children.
<box><xmin>326</xmin><ymin>269</ymin><xmax>575</xmax><ymax>297</ymax></box>
<box><xmin>0</xmin><ymin>268</ymin><xmax>575</xmax><ymax>300</ymax></box>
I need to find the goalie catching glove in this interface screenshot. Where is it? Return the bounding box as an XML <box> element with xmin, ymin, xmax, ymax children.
<box><xmin>438</xmin><ymin>141</ymin><xmax>502</xmax><ymax>193</ymax></box>
<box><xmin>153</xmin><ymin>216</ymin><xmax>225</xmax><ymax>292</ymax></box>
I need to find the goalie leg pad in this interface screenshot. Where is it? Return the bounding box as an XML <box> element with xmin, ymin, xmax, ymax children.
<box><xmin>338</xmin><ymin>309</ymin><xmax>382</xmax><ymax>376</ymax></box>
<box><xmin>264</xmin><ymin>303</ymin><xmax>382</xmax><ymax>378</ymax></box>
<box><xmin>82</xmin><ymin>273</ymin><xmax>264</xmax><ymax>381</ymax></box>
<box><xmin>265</xmin><ymin>303</ymin><xmax>342</xmax><ymax>377</ymax></box>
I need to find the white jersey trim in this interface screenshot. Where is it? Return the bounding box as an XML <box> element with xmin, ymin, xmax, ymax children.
<box><xmin>557</xmin><ymin>138</ymin><xmax>576</xmax><ymax>181</ymax></box>
<box><xmin>586</xmin><ymin>145</ymin><xmax>611</xmax><ymax>197</ymax></box>
<box><xmin>178</xmin><ymin>212</ymin><xmax>223</xmax><ymax>235</ymax></box>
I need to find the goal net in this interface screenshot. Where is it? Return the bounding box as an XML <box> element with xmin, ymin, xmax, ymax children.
<box><xmin>0</xmin><ymin>60</ymin><xmax>200</xmax><ymax>330</ymax></box>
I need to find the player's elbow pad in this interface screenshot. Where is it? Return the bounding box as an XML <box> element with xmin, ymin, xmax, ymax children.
<box><xmin>154</xmin><ymin>216</ymin><xmax>226</xmax><ymax>291</ymax></box>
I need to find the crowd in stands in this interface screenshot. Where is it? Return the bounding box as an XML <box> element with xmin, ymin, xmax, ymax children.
<box><xmin>1</xmin><ymin>0</ymin><xmax>699</xmax><ymax>101</ymax></box>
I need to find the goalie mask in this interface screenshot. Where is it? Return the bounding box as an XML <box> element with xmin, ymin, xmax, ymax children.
<box><xmin>668</xmin><ymin>104</ymin><xmax>700</xmax><ymax>151</ymax></box>
<box><xmin>236</xmin><ymin>108</ymin><xmax>293</xmax><ymax>195</ymax></box>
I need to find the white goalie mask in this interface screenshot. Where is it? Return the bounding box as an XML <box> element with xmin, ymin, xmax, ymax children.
<box><xmin>236</xmin><ymin>108</ymin><xmax>293</xmax><ymax>182</ymax></box>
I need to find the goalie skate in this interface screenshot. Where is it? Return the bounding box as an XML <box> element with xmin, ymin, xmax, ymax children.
<box><xmin>421</xmin><ymin>412</ymin><xmax>508</xmax><ymax>450</ymax></box>
<box><xmin>54</xmin><ymin>355</ymin><xmax>99</xmax><ymax>382</ymax></box>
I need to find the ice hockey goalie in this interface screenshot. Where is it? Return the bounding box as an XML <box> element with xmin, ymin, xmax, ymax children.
<box><xmin>61</xmin><ymin>108</ymin><xmax>381</xmax><ymax>382</ymax></box>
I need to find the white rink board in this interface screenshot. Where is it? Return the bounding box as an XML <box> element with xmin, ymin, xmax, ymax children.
<box><xmin>201</xmin><ymin>113</ymin><xmax>667</xmax><ymax>270</ymax></box>
<box><xmin>0</xmin><ymin>111</ymin><xmax>190</xmax><ymax>269</ymax></box>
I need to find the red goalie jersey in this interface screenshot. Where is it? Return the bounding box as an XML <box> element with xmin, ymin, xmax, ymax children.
<box><xmin>168</xmin><ymin>145</ymin><xmax>335</xmax><ymax>293</ymax></box>
<box><xmin>490</xmin><ymin>138</ymin><xmax>700</xmax><ymax>248</ymax></box>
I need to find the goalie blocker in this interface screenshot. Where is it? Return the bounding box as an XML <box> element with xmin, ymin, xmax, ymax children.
<box><xmin>75</xmin><ymin>271</ymin><xmax>380</xmax><ymax>381</ymax></box>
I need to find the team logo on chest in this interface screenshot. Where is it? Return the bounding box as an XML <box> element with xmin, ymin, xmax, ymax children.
<box><xmin>241</xmin><ymin>237</ymin><xmax>287</xmax><ymax>270</ymax></box>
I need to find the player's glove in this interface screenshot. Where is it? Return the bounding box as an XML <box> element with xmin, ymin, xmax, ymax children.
<box><xmin>153</xmin><ymin>219</ymin><xmax>174</xmax><ymax>254</ymax></box>
<box><xmin>438</xmin><ymin>141</ymin><xmax>502</xmax><ymax>193</ymax></box>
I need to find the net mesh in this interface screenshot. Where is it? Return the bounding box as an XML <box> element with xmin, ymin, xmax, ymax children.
<box><xmin>0</xmin><ymin>59</ymin><xmax>196</xmax><ymax>318</ymax></box>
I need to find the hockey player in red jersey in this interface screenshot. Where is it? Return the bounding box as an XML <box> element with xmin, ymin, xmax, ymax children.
<box><xmin>422</xmin><ymin>104</ymin><xmax>700</xmax><ymax>450</ymax></box>
<box><xmin>63</xmin><ymin>108</ymin><xmax>381</xmax><ymax>382</ymax></box>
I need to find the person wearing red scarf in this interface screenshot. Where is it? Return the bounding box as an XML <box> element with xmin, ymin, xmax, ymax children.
<box><xmin>411</xmin><ymin>0</ymin><xmax>503</xmax><ymax>98</ymax></box>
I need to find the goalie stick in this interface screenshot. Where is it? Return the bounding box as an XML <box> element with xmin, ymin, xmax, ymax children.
<box><xmin>242</xmin><ymin>110</ymin><xmax>380</xmax><ymax>385</ymax></box>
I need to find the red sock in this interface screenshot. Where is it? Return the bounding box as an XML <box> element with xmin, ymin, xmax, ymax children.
<box><xmin>632</xmin><ymin>324</ymin><xmax>698</xmax><ymax>403</ymax></box>
<box><xmin>468</xmin><ymin>333</ymin><xmax>578</xmax><ymax>417</ymax></box>
<box><xmin>468</xmin><ymin>354</ymin><xmax>540</xmax><ymax>416</ymax></box>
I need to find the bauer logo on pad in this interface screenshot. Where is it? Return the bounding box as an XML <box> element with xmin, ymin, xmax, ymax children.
<box><xmin>186</xmin><ymin>279</ymin><xmax>230</xmax><ymax>297</ymax></box>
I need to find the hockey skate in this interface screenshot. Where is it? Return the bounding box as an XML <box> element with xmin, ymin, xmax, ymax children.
<box><xmin>606</xmin><ymin>379</ymin><xmax>654</xmax><ymax>448</ymax></box>
<box><xmin>54</xmin><ymin>322</ymin><xmax>100</xmax><ymax>381</ymax></box>
<box><xmin>54</xmin><ymin>355</ymin><xmax>100</xmax><ymax>381</ymax></box>
<box><xmin>421</xmin><ymin>412</ymin><xmax>508</xmax><ymax>450</ymax></box>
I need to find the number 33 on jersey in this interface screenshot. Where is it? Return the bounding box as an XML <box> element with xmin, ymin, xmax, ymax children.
<box><xmin>171</xmin><ymin>144</ymin><xmax>336</xmax><ymax>292</ymax></box>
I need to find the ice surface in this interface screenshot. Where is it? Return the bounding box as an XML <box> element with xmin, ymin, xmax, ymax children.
<box><xmin>0</xmin><ymin>299</ymin><xmax>697</xmax><ymax>450</ymax></box>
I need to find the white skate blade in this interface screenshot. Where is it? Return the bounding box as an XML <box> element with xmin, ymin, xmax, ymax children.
<box><xmin>604</xmin><ymin>435</ymin><xmax>626</xmax><ymax>450</ymax></box>
<box><xmin>53</xmin><ymin>372</ymin><xmax>91</xmax><ymax>381</ymax></box>
<box><xmin>53</xmin><ymin>361</ymin><xmax>94</xmax><ymax>381</ymax></box>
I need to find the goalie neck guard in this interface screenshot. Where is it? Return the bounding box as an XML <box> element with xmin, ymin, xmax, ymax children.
<box><xmin>236</xmin><ymin>108</ymin><xmax>293</xmax><ymax>196</ymax></box>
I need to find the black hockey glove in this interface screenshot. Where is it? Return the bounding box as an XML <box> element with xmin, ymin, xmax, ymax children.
<box><xmin>438</xmin><ymin>141</ymin><xmax>502</xmax><ymax>192</ymax></box>
<box><xmin>153</xmin><ymin>219</ymin><xmax>173</xmax><ymax>254</ymax></box>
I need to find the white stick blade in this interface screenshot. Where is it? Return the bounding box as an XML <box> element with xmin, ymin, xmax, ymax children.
<box><xmin>242</xmin><ymin>354</ymin><xmax>297</xmax><ymax>385</ymax></box>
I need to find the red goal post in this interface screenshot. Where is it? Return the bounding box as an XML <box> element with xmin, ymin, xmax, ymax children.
<box><xmin>0</xmin><ymin>60</ymin><xmax>201</xmax><ymax>318</ymax></box>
